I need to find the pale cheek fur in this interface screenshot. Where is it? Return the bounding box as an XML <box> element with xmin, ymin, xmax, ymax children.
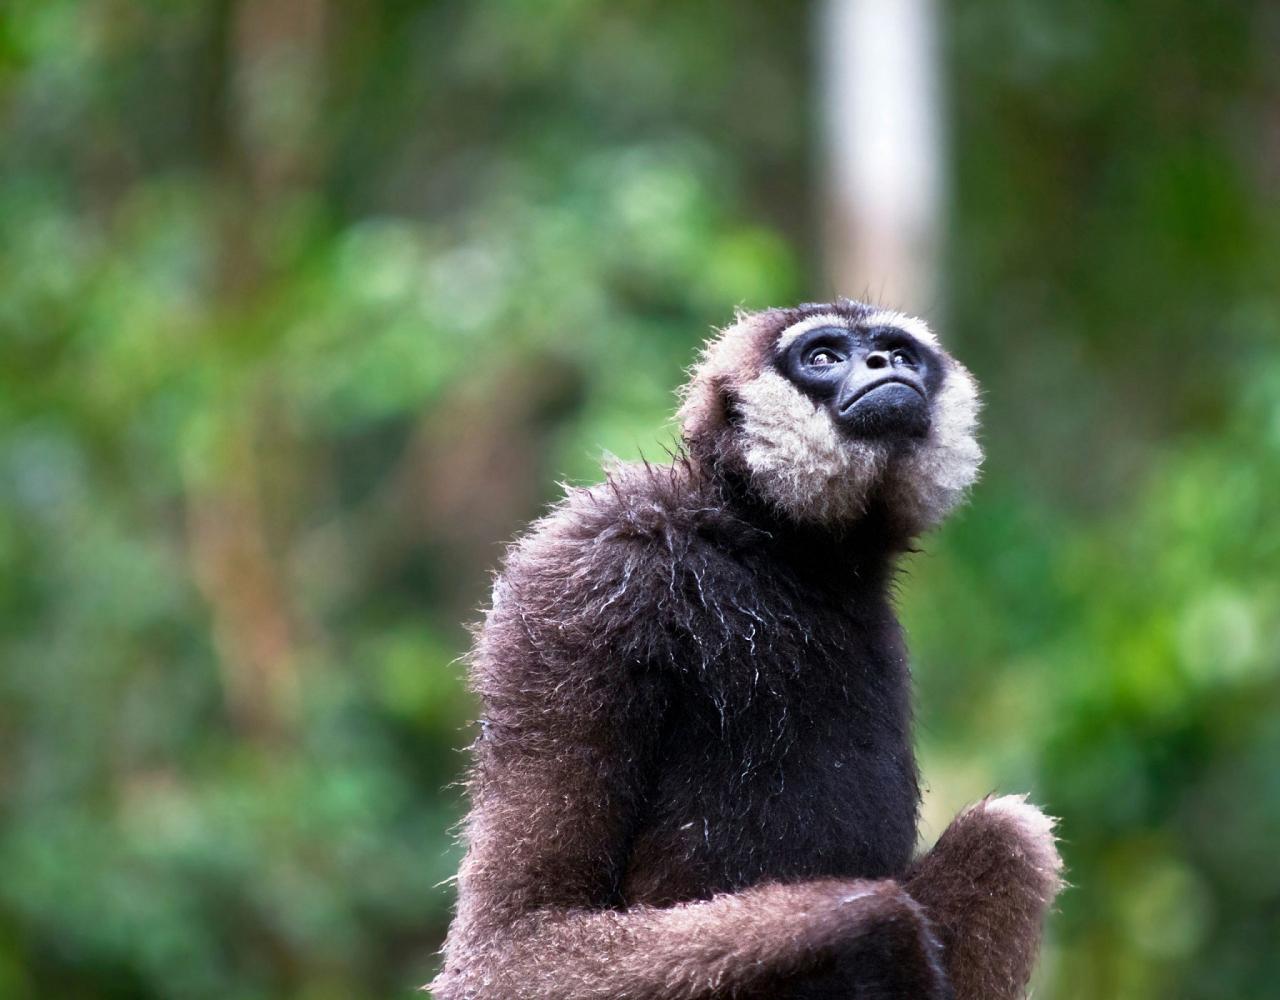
<box><xmin>885</xmin><ymin>362</ymin><xmax>983</xmax><ymax>531</ymax></box>
<box><xmin>736</xmin><ymin>363</ymin><xmax>982</xmax><ymax>531</ymax></box>
<box><xmin>736</xmin><ymin>370</ymin><xmax>886</xmax><ymax>525</ymax></box>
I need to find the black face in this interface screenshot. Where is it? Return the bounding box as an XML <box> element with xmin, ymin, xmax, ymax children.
<box><xmin>777</xmin><ymin>325</ymin><xmax>942</xmax><ymax>440</ymax></box>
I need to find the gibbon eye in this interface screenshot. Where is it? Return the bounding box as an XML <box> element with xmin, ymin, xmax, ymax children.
<box><xmin>808</xmin><ymin>349</ymin><xmax>841</xmax><ymax>367</ymax></box>
<box><xmin>891</xmin><ymin>350</ymin><xmax>915</xmax><ymax>367</ymax></box>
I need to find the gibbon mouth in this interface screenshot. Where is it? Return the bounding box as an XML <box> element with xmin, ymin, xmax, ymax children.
<box><xmin>838</xmin><ymin>377</ymin><xmax>925</xmax><ymax>413</ymax></box>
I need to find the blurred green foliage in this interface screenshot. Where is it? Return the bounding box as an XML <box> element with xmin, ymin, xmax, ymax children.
<box><xmin>0</xmin><ymin>1</ymin><xmax>1276</xmax><ymax>998</ymax></box>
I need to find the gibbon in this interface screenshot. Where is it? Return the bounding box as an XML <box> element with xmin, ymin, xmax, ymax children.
<box><xmin>431</xmin><ymin>300</ymin><xmax>1063</xmax><ymax>1000</ymax></box>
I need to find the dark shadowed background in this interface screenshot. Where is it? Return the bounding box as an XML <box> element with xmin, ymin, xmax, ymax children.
<box><xmin>1</xmin><ymin>2</ymin><xmax>1278</xmax><ymax>997</ymax></box>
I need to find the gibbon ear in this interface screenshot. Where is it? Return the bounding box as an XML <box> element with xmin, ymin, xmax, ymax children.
<box><xmin>679</xmin><ymin>370</ymin><xmax>732</xmax><ymax>444</ymax></box>
<box><xmin>721</xmin><ymin>384</ymin><xmax>745</xmax><ymax>428</ymax></box>
<box><xmin>677</xmin><ymin>311</ymin><xmax>779</xmax><ymax>452</ymax></box>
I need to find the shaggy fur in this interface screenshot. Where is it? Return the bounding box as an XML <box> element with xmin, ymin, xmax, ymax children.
<box><xmin>906</xmin><ymin>796</ymin><xmax>1065</xmax><ymax>1000</ymax></box>
<box><xmin>430</xmin><ymin>300</ymin><xmax>1062</xmax><ymax>1000</ymax></box>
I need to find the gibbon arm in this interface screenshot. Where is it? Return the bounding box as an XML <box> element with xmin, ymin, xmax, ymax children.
<box><xmin>430</xmin><ymin>685</ymin><xmax>948</xmax><ymax>1000</ymax></box>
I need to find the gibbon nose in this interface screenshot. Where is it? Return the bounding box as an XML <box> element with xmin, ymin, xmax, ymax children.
<box><xmin>865</xmin><ymin>351</ymin><xmax>892</xmax><ymax>370</ymax></box>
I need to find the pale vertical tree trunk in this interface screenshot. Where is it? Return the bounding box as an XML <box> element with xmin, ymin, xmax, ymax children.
<box><xmin>817</xmin><ymin>0</ymin><xmax>945</xmax><ymax>314</ymax></box>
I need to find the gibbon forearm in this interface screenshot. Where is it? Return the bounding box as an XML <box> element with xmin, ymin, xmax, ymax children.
<box><xmin>432</xmin><ymin>683</ymin><xmax>940</xmax><ymax>998</ymax></box>
<box><xmin>431</xmin><ymin>878</ymin><xmax>944</xmax><ymax>1000</ymax></box>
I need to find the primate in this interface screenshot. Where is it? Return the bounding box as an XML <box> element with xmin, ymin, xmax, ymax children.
<box><xmin>430</xmin><ymin>301</ymin><xmax>1064</xmax><ymax>1000</ymax></box>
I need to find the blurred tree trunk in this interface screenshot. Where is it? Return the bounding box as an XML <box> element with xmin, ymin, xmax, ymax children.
<box><xmin>188</xmin><ymin>423</ymin><xmax>301</xmax><ymax>743</ymax></box>
<box><xmin>185</xmin><ymin>0</ymin><xmax>329</xmax><ymax>743</ymax></box>
<box><xmin>817</xmin><ymin>0</ymin><xmax>944</xmax><ymax>314</ymax></box>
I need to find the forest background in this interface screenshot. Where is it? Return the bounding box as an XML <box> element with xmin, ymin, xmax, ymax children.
<box><xmin>1</xmin><ymin>2</ymin><xmax>1278</xmax><ymax>997</ymax></box>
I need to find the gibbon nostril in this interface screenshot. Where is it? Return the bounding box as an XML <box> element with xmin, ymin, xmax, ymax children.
<box><xmin>866</xmin><ymin>352</ymin><xmax>890</xmax><ymax>369</ymax></box>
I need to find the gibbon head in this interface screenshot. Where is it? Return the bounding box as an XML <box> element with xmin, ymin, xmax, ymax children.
<box><xmin>678</xmin><ymin>299</ymin><xmax>982</xmax><ymax>534</ymax></box>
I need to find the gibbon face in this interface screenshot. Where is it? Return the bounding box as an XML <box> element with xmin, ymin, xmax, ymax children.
<box><xmin>679</xmin><ymin>300</ymin><xmax>982</xmax><ymax>532</ymax></box>
<box><xmin>773</xmin><ymin>313</ymin><xmax>942</xmax><ymax>441</ymax></box>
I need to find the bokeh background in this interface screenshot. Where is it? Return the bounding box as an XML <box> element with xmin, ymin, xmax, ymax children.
<box><xmin>2</xmin><ymin>1</ymin><xmax>1279</xmax><ymax>997</ymax></box>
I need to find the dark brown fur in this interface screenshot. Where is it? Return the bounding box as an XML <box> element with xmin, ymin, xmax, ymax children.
<box><xmin>431</xmin><ymin>303</ymin><xmax>1062</xmax><ymax>1000</ymax></box>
